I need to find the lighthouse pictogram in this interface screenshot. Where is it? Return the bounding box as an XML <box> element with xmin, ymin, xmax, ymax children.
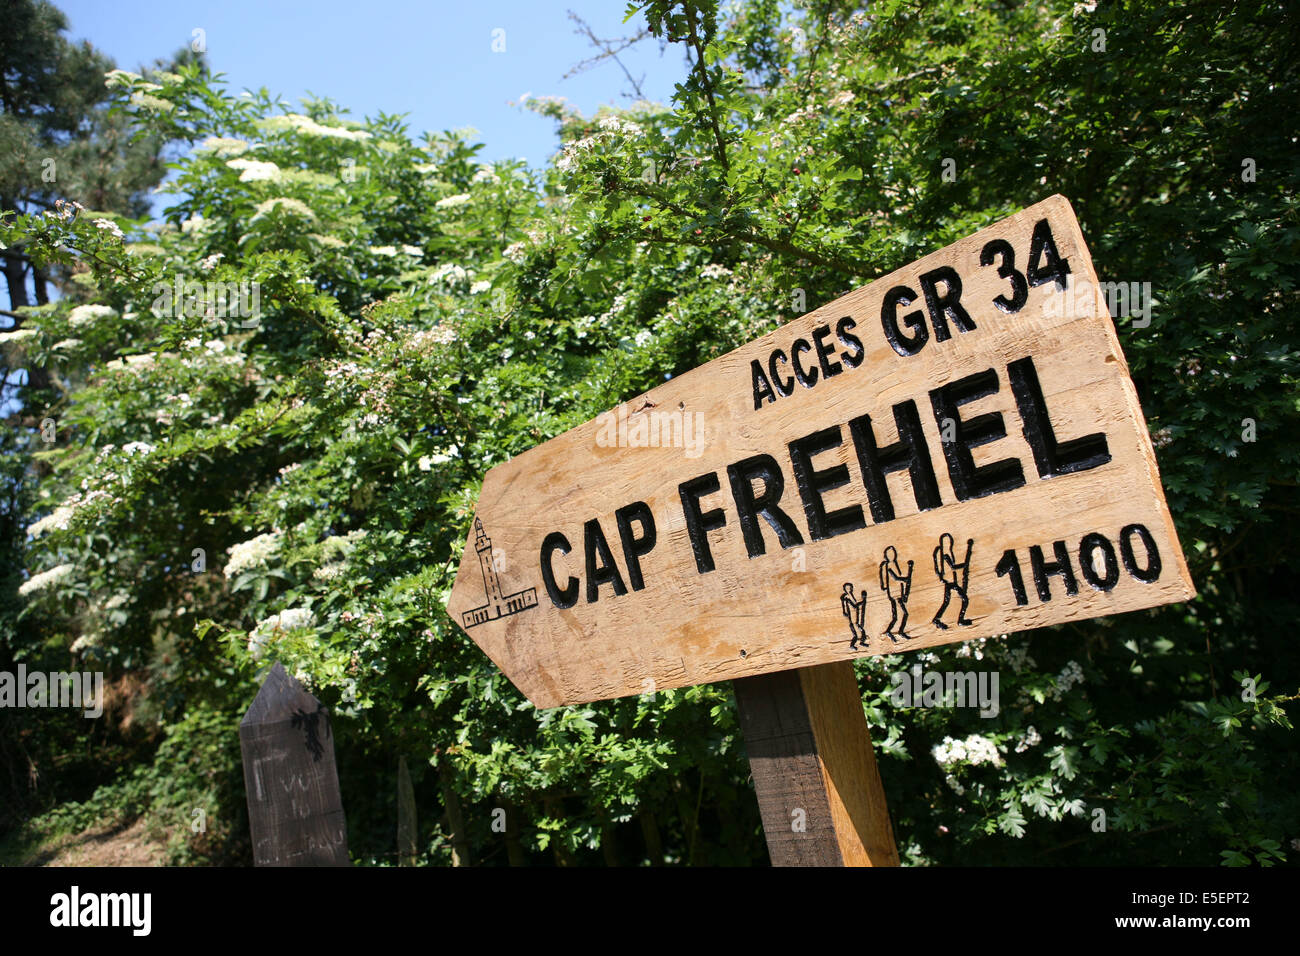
<box><xmin>462</xmin><ymin>518</ymin><xmax>538</xmax><ymax>628</ymax></box>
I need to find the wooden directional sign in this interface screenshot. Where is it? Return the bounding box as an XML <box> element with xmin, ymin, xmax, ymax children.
<box><xmin>447</xmin><ymin>195</ymin><xmax>1194</xmax><ymax>709</ymax></box>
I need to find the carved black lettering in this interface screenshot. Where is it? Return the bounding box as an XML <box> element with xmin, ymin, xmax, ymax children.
<box><xmin>1008</xmin><ymin>355</ymin><xmax>1110</xmax><ymax>478</ymax></box>
<box><xmin>929</xmin><ymin>369</ymin><xmax>1026</xmax><ymax>501</ymax></box>
<box><xmin>541</xmin><ymin>532</ymin><xmax>578</xmax><ymax>609</ymax></box>
<box><xmin>848</xmin><ymin>401</ymin><xmax>942</xmax><ymax>523</ymax></box>
<box><xmin>918</xmin><ymin>266</ymin><xmax>976</xmax><ymax>342</ymax></box>
<box><xmin>836</xmin><ymin>316</ymin><xmax>865</xmax><ymax>369</ymax></box>
<box><xmin>787</xmin><ymin>426</ymin><xmax>866</xmax><ymax>541</ymax></box>
<box><xmin>584</xmin><ymin>518</ymin><xmax>628</xmax><ymax>603</ymax></box>
<box><xmin>679</xmin><ymin>473</ymin><xmax>728</xmax><ymax>574</ymax></box>
<box><xmin>881</xmin><ymin>285</ymin><xmax>928</xmax><ymax>357</ymax></box>
<box><xmin>1029</xmin><ymin>540</ymin><xmax>1078</xmax><ymax>602</ymax></box>
<box><xmin>615</xmin><ymin>502</ymin><xmax>656</xmax><ymax>591</ymax></box>
<box><xmin>727</xmin><ymin>455</ymin><xmax>805</xmax><ymax>558</ymax></box>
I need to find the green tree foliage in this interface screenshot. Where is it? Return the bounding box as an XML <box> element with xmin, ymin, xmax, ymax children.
<box><xmin>1</xmin><ymin>0</ymin><xmax>1295</xmax><ymax>865</ymax></box>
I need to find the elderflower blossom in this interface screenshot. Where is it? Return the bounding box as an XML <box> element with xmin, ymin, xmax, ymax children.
<box><xmin>430</xmin><ymin>263</ymin><xmax>468</xmax><ymax>285</ymax></box>
<box><xmin>248</xmin><ymin>607</ymin><xmax>317</xmax><ymax>659</ymax></box>
<box><xmin>258</xmin><ymin>113</ymin><xmax>371</xmax><ymax>141</ymax></box>
<box><xmin>121</xmin><ymin>441</ymin><xmax>155</xmax><ymax>456</ymax></box>
<box><xmin>313</xmin><ymin>562</ymin><xmax>346</xmax><ymax>581</ymax></box>
<box><xmin>198</xmin><ymin>136</ymin><xmax>249</xmax><ymax>157</ymax></box>
<box><xmin>104</xmin><ymin>69</ymin><xmax>141</xmax><ymax>88</ymax></box>
<box><xmin>227</xmin><ymin>158</ymin><xmax>282</xmax><ymax>182</ymax></box>
<box><xmin>251</xmin><ymin>197</ymin><xmax>315</xmax><ymax>221</ymax></box>
<box><xmin>0</xmin><ymin>329</ymin><xmax>37</xmax><ymax>346</ymax></box>
<box><xmin>223</xmin><ymin>530</ymin><xmax>282</xmax><ymax>578</ymax></box>
<box><xmin>436</xmin><ymin>193</ymin><xmax>472</xmax><ymax>209</ymax></box>
<box><xmin>28</xmin><ymin>504</ymin><xmax>76</xmax><ymax>538</ymax></box>
<box><xmin>699</xmin><ymin>263</ymin><xmax>732</xmax><ymax>279</ymax></box>
<box><xmin>68</xmin><ymin>304</ymin><xmax>117</xmax><ymax>327</ymax></box>
<box><xmin>18</xmin><ymin>563</ymin><xmax>75</xmax><ymax>597</ymax></box>
<box><xmin>503</xmin><ymin>241</ymin><xmax>528</xmax><ymax>263</ymax></box>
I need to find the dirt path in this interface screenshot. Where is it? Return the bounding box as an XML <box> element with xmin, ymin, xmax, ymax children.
<box><xmin>32</xmin><ymin>816</ymin><xmax>168</xmax><ymax>867</ymax></box>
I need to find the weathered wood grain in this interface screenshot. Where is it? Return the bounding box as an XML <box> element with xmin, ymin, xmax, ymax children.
<box><xmin>735</xmin><ymin>661</ymin><xmax>898</xmax><ymax>866</ymax></box>
<box><xmin>239</xmin><ymin>662</ymin><xmax>349</xmax><ymax>866</ymax></box>
<box><xmin>447</xmin><ymin>195</ymin><xmax>1195</xmax><ymax>707</ymax></box>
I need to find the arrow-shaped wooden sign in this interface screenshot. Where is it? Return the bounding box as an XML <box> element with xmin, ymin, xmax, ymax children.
<box><xmin>447</xmin><ymin>195</ymin><xmax>1194</xmax><ymax>710</ymax></box>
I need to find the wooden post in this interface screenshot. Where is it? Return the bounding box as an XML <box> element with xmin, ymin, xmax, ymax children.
<box><xmin>397</xmin><ymin>756</ymin><xmax>417</xmax><ymax>866</ymax></box>
<box><xmin>733</xmin><ymin>661</ymin><xmax>899</xmax><ymax>867</ymax></box>
<box><xmin>239</xmin><ymin>662</ymin><xmax>350</xmax><ymax>866</ymax></box>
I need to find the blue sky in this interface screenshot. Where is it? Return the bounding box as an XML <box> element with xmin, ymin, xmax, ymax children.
<box><xmin>59</xmin><ymin>0</ymin><xmax>687</xmax><ymax>168</ymax></box>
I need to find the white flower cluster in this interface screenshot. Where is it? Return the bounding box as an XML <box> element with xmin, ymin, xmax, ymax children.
<box><xmin>1014</xmin><ymin>725</ymin><xmax>1043</xmax><ymax>753</ymax></box>
<box><xmin>223</xmin><ymin>530</ymin><xmax>282</xmax><ymax>578</ymax></box>
<box><xmin>371</xmin><ymin>245</ymin><xmax>397</xmax><ymax>256</ymax></box>
<box><xmin>321</xmin><ymin>529</ymin><xmax>367</xmax><ymax>561</ymax></box>
<box><xmin>0</xmin><ymin>329</ymin><xmax>37</xmax><ymax>346</ymax></box>
<box><xmin>94</xmin><ymin>218</ymin><xmax>125</xmax><ymax>240</ymax></box>
<box><xmin>634</xmin><ymin>329</ymin><xmax>654</xmax><ymax>347</ymax></box>
<box><xmin>258</xmin><ymin>113</ymin><xmax>371</xmax><ymax>141</ymax></box>
<box><xmin>199</xmin><ymin>137</ymin><xmax>249</xmax><ymax>158</ymax></box>
<box><xmin>121</xmin><ymin>441</ymin><xmax>155</xmax><ymax>457</ymax></box>
<box><xmin>596</xmin><ymin>115</ymin><xmax>643</xmax><ymax>137</ymax></box>
<box><xmin>503</xmin><ymin>241</ymin><xmax>528</xmax><ymax>264</ymax></box>
<box><xmin>71</xmin><ymin>631</ymin><xmax>101</xmax><ymax>654</ymax></box>
<box><xmin>199</xmin><ymin>253</ymin><xmax>224</xmax><ymax>271</ymax></box>
<box><xmin>417</xmin><ymin>448</ymin><xmax>456</xmax><ymax>470</ymax></box>
<box><xmin>18</xmin><ymin>563</ymin><xmax>75</xmax><ymax>597</ymax></box>
<box><xmin>248</xmin><ymin>607</ymin><xmax>316</xmax><ymax>659</ymax></box>
<box><xmin>471</xmin><ymin>166</ymin><xmax>500</xmax><ymax>184</ymax></box>
<box><xmin>410</xmin><ymin>325</ymin><xmax>458</xmax><ymax>350</ymax></box>
<box><xmin>1002</xmin><ymin>642</ymin><xmax>1036</xmax><ymax>673</ymax></box>
<box><xmin>470</xmin><ymin>280</ymin><xmax>492</xmax><ymax>295</ymax></box>
<box><xmin>251</xmin><ymin>197</ymin><xmax>315</xmax><ymax>222</ymax></box>
<box><xmin>699</xmin><ymin>263</ymin><xmax>733</xmax><ymax>279</ymax></box>
<box><xmin>932</xmin><ymin>733</ymin><xmax>1003</xmax><ymax>767</ymax></box>
<box><xmin>436</xmin><ymin>193</ymin><xmax>472</xmax><ymax>209</ymax></box>
<box><xmin>181</xmin><ymin>215</ymin><xmax>211</xmax><ymax>235</ymax></box>
<box><xmin>130</xmin><ymin>90</ymin><xmax>173</xmax><ymax>112</ymax></box>
<box><xmin>104</xmin><ymin>69</ymin><xmax>141</xmax><ymax>88</ymax></box>
<box><xmin>429</xmin><ymin>263</ymin><xmax>468</xmax><ymax>285</ymax></box>
<box><xmin>27</xmin><ymin>503</ymin><xmax>75</xmax><ymax>538</ymax></box>
<box><xmin>313</xmin><ymin>563</ymin><xmax>346</xmax><ymax>581</ymax></box>
<box><xmin>1047</xmin><ymin>661</ymin><xmax>1085</xmax><ymax>700</ymax></box>
<box><xmin>954</xmin><ymin>637</ymin><xmax>989</xmax><ymax>661</ymax></box>
<box><xmin>227</xmin><ymin>158</ymin><xmax>281</xmax><ymax>182</ymax></box>
<box><xmin>69</xmin><ymin>304</ymin><xmax>117</xmax><ymax>327</ymax></box>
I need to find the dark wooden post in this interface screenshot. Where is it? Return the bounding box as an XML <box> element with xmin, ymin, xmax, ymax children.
<box><xmin>733</xmin><ymin>660</ymin><xmax>899</xmax><ymax>867</ymax></box>
<box><xmin>239</xmin><ymin>662</ymin><xmax>350</xmax><ymax>866</ymax></box>
<box><xmin>397</xmin><ymin>756</ymin><xmax>417</xmax><ymax>866</ymax></box>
